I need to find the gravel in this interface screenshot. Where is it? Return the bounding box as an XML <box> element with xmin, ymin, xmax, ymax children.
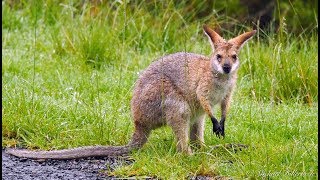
<box><xmin>2</xmin><ymin>149</ymin><xmax>134</xmax><ymax>180</ymax></box>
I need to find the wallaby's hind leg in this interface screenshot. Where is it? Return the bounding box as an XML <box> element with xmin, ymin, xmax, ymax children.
<box><xmin>128</xmin><ymin>122</ymin><xmax>151</xmax><ymax>149</ymax></box>
<box><xmin>169</xmin><ymin>120</ymin><xmax>192</xmax><ymax>154</ymax></box>
<box><xmin>164</xmin><ymin>97</ymin><xmax>192</xmax><ymax>154</ymax></box>
<box><xmin>190</xmin><ymin>114</ymin><xmax>205</xmax><ymax>147</ymax></box>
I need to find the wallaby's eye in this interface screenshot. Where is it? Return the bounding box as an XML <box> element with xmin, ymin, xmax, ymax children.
<box><xmin>216</xmin><ymin>54</ymin><xmax>222</xmax><ymax>62</ymax></box>
<box><xmin>231</xmin><ymin>54</ymin><xmax>237</xmax><ymax>61</ymax></box>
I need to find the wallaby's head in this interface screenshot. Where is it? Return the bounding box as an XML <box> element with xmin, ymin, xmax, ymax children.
<box><xmin>203</xmin><ymin>25</ymin><xmax>256</xmax><ymax>75</ymax></box>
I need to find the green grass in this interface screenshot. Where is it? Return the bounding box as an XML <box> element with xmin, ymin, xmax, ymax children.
<box><xmin>2</xmin><ymin>1</ymin><xmax>318</xmax><ymax>179</ymax></box>
<box><xmin>238</xmin><ymin>33</ymin><xmax>318</xmax><ymax>104</ymax></box>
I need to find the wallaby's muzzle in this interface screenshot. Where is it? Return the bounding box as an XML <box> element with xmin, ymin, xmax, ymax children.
<box><xmin>222</xmin><ymin>64</ymin><xmax>231</xmax><ymax>74</ymax></box>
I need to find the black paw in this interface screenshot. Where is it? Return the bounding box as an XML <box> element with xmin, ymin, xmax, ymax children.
<box><xmin>213</xmin><ymin>125</ymin><xmax>224</xmax><ymax>138</ymax></box>
<box><xmin>211</xmin><ymin>117</ymin><xmax>225</xmax><ymax>138</ymax></box>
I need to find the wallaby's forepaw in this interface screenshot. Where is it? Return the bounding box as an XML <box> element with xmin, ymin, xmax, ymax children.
<box><xmin>219</xmin><ymin>119</ymin><xmax>225</xmax><ymax>138</ymax></box>
<box><xmin>211</xmin><ymin>117</ymin><xmax>225</xmax><ymax>138</ymax></box>
<box><xmin>213</xmin><ymin>126</ymin><xmax>225</xmax><ymax>138</ymax></box>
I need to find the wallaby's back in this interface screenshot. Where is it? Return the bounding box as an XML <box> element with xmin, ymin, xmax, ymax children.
<box><xmin>131</xmin><ymin>52</ymin><xmax>210</xmax><ymax>128</ymax></box>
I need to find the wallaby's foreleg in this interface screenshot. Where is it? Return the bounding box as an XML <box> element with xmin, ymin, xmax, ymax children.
<box><xmin>190</xmin><ymin>115</ymin><xmax>205</xmax><ymax>147</ymax></box>
<box><xmin>197</xmin><ymin>90</ymin><xmax>223</xmax><ymax>138</ymax></box>
<box><xmin>220</xmin><ymin>92</ymin><xmax>232</xmax><ymax>138</ymax></box>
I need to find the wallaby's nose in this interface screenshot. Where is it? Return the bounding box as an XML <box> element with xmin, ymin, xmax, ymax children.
<box><xmin>222</xmin><ymin>64</ymin><xmax>231</xmax><ymax>74</ymax></box>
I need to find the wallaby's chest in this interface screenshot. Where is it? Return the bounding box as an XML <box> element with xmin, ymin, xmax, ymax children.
<box><xmin>210</xmin><ymin>78</ymin><xmax>234</xmax><ymax>105</ymax></box>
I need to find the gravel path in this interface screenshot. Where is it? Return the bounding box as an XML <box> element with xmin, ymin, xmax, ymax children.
<box><xmin>2</xmin><ymin>149</ymin><xmax>134</xmax><ymax>180</ymax></box>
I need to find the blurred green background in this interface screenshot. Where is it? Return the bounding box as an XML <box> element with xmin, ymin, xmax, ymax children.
<box><xmin>3</xmin><ymin>0</ymin><xmax>318</xmax><ymax>34</ymax></box>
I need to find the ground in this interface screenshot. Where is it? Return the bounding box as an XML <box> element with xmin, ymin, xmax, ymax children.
<box><xmin>2</xmin><ymin>149</ymin><xmax>132</xmax><ymax>180</ymax></box>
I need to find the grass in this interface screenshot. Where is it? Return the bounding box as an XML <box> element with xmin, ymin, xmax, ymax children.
<box><xmin>238</xmin><ymin>33</ymin><xmax>318</xmax><ymax>104</ymax></box>
<box><xmin>2</xmin><ymin>1</ymin><xmax>318</xmax><ymax>179</ymax></box>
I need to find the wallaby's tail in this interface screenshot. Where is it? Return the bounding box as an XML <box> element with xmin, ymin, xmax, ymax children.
<box><xmin>6</xmin><ymin>124</ymin><xmax>150</xmax><ymax>160</ymax></box>
<box><xmin>5</xmin><ymin>145</ymin><xmax>135</xmax><ymax>160</ymax></box>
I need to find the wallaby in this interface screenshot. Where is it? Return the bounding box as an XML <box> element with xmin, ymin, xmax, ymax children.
<box><xmin>6</xmin><ymin>25</ymin><xmax>256</xmax><ymax>159</ymax></box>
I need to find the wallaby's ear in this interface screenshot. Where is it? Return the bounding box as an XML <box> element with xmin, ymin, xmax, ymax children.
<box><xmin>228</xmin><ymin>30</ymin><xmax>256</xmax><ymax>50</ymax></box>
<box><xmin>203</xmin><ymin>25</ymin><xmax>225</xmax><ymax>51</ymax></box>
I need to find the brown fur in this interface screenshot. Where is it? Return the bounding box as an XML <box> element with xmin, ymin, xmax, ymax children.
<box><xmin>6</xmin><ymin>25</ymin><xmax>256</xmax><ymax>159</ymax></box>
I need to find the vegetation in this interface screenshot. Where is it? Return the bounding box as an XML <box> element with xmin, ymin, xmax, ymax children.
<box><xmin>2</xmin><ymin>0</ymin><xmax>318</xmax><ymax>179</ymax></box>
